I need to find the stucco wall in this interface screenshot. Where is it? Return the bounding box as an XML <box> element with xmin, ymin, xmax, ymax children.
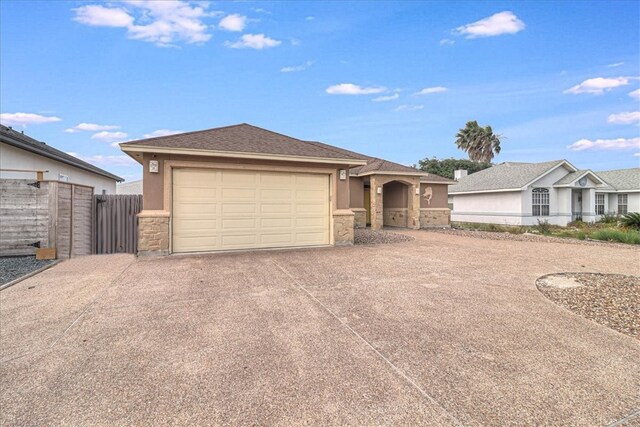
<box><xmin>383</xmin><ymin>181</ymin><xmax>408</xmax><ymax>209</ymax></box>
<box><xmin>1</xmin><ymin>142</ymin><xmax>118</xmax><ymax>193</ymax></box>
<box><xmin>141</xmin><ymin>153</ymin><xmax>350</xmax><ymax>211</ymax></box>
<box><xmin>451</xmin><ymin>191</ymin><xmax>523</xmax><ymax>225</ymax></box>
<box><xmin>349</xmin><ymin>177</ymin><xmax>364</xmax><ymax>209</ymax></box>
<box><xmin>420</xmin><ymin>183</ymin><xmax>449</xmax><ymax>209</ymax></box>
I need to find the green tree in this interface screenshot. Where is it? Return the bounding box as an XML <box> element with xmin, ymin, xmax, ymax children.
<box><xmin>455</xmin><ymin>120</ymin><xmax>502</xmax><ymax>163</ymax></box>
<box><xmin>416</xmin><ymin>157</ymin><xmax>492</xmax><ymax>180</ymax></box>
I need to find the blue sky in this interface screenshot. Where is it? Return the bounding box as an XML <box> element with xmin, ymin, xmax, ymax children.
<box><xmin>1</xmin><ymin>1</ymin><xmax>639</xmax><ymax>182</ymax></box>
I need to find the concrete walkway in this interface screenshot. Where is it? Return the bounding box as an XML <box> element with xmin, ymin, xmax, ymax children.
<box><xmin>1</xmin><ymin>232</ymin><xmax>638</xmax><ymax>426</ymax></box>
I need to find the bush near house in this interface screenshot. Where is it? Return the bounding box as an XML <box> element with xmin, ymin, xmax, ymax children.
<box><xmin>452</xmin><ymin>221</ymin><xmax>640</xmax><ymax>245</ymax></box>
<box><xmin>621</xmin><ymin>212</ymin><xmax>640</xmax><ymax>230</ymax></box>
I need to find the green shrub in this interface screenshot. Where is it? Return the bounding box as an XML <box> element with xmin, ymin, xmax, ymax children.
<box><xmin>589</xmin><ymin>229</ymin><xmax>640</xmax><ymax>245</ymax></box>
<box><xmin>536</xmin><ymin>219</ymin><xmax>552</xmax><ymax>235</ymax></box>
<box><xmin>621</xmin><ymin>212</ymin><xmax>640</xmax><ymax>230</ymax></box>
<box><xmin>598</xmin><ymin>213</ymin><xmax>619</xmax><ymax>224</ymax></box>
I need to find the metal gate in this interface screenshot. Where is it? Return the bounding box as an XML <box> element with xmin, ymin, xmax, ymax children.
<box><xmin>94</xmin><ymin>194</ymin><xmax>142</xmax><ymax>254</ymax></box>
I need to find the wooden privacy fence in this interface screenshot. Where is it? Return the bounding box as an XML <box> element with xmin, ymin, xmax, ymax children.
<box><xmin>94</xmin><ymin>194</ymin><xmax>143</xmax><ymax>254</ymax></box>
<box><xmin>0</xmin><ymin>179</ymin><xmax>93</xmax><ymax>258</ymax></box>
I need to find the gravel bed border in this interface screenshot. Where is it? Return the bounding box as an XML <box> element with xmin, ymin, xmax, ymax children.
<box><xmin>354</xmin><ymin>229</ymin><xmax>415</xmax><ymax>245</ymax></box>
<box><xmin>425</xmin><ymin>227</ymin><xmax>637</xmax><ymax>249</ymax></box>
<box><xmin>536</xmin><ymin>272</ymin><xmax>639</xmax><ymax>340</ymax></box>
<box><xmin>0</xmin><ymin>257</ymin><xmax>59</xmax><ymax>290</ymax></box>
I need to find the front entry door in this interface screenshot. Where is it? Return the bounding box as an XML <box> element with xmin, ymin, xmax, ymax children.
<box><xmin>364</xmin><ymin>187</ymin><xmax>371</xmax><ymax>225</ymax></box>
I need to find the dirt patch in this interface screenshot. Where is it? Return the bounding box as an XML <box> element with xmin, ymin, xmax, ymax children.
<box><xmin>354</xmin><ymin>229</ymin><xmax>415</xmax><ymax>245</ymax></box>
<box><xmin>537</xmin><ymin>273</ymin><xmax>639</xmax><ymax>339</ymax></box>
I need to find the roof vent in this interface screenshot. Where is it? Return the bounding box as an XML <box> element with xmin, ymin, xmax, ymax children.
<box><xmin>454</xmin><ymin>169</ymin><xmax>468</xmax><ymax>181</ymax></box>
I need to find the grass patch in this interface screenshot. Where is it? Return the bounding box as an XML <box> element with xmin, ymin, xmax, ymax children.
<box><xmin>589</xmin><ymin>229</ymin><xmax>640</xmax><ymax>245</ymax></box>
<box><xmin>452</xmin><ymin>221</ymin><xmax>639</xmax><ymax>245</ymax></box>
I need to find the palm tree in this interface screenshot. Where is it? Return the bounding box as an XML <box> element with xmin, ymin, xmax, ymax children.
<box><xmin>455</xmin><ymin>121</ymin><xmax>502</xmax><ymax>163</ymax></box>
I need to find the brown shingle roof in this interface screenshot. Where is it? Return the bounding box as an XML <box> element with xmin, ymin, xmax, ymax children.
<box><xmin>349</xmin><ymin>158</ymin><xmax>423</xmax><ymax>175</ymax></box>
<box><xmin>420</xmin><ymin>174</ymin><xmax>456</xmax><ymax>184</ymax></box>
<box><xmin>121</xmin><ymin>123</ymin><xmax>365</xmax><ymax>161</ymax></box>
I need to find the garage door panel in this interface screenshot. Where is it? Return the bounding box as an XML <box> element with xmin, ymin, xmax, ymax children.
<box><xmin>173</xmin><ymin>168</ymin><xmax>329</xmax><ymax>253</ymax></box>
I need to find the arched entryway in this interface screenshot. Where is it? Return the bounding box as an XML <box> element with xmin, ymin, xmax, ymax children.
<box><xmin>382</xmin><ymin>181</ymin><xmax>409</xmax><ymax>227</ymax></box>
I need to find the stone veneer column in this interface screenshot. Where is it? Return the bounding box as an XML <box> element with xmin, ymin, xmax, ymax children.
<box><xmin>351</xmin><ymin>208</ymin><xmax>367</xmax><ymax>229</ymax></box>
<box><xmin>408</xmin><ymin>182</ymin><xmax>421</xmax><ymax>229</ymax></box>
<box><xmin>138</xmin><ymin>210</ymin><xmax>170</xmax><ymax>256</ymax></box>
<box><xmin>333</xmin><ymin>209</ymin><xmax>355</xmax><ymax>245</ymax></box>
<box><xmin>369</xmin><ymin>175</ymin><xmax>383</xmax><ymax>231</ymax></box>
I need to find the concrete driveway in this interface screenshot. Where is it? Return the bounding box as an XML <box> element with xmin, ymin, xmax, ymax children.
<box><xmin>1</xmin><ymin>231</ymin><xmax>639</xmax><ymax>426</ymax></box>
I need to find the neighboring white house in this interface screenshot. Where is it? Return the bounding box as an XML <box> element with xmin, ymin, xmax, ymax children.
<box><xmin>0</xmin><ymin>125</ymin><xmax>122</xmax><ymax>193</ymax></box>
<box><xmin>116</xmin><ymin>179</ymin><xmax>142</xmax><ymax>195</ymax></box>
<box><xmin>449</xmin><ymin>160</ymin><xmax>639</xmax><ymax>226</ymax></box>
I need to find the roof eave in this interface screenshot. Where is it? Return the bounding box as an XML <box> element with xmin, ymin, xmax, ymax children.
<box><xmin>120</xmin><ymin>145</ymin><xmax>368</xmax><ymax>166</ymax></box>
<box><xmin>449</xmin><ymin>188</ymin><xmax>522</xmax><ymax>195</ymax></box>
<box><xmin>2</xmin><ymin>134</ymin><xmax>124</xmax><ymax>182</ymax></box>
<box><xmin>351</xmin><ymin>171</ymin><xmax>428</xmax><ymax>177</ymax></box>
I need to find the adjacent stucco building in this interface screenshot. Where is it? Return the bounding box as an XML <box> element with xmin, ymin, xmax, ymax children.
<box><xmin>449</xmin><ymin>160</ymin><xmax>639</xmax><ymax>226</ymax></box>
<box><xmin>0</xmin><ymin>125</ymin><xmax>122</xmax><ymax>193</ymax></box>
<box><xmin>120</xmin><ymin>123</ymin><xmax>453</xmax><ymax>256</ymax></box>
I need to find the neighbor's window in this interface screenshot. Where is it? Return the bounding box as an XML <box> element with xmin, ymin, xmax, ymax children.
<box><xmin>595</xmin><ymin>193</ymin><xmax>605</xmax><ymax>215</ymax></box>
<box><xmin>532</xmin><ymin>188</ymin><xmax>549</xmax><ymax>216</ymax></box>
<box><xmin>618</xmin><ymin>194</ymin><xmax>628</xmax><ymax>214</ymax></box>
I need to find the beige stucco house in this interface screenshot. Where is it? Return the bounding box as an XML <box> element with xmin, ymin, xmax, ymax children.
<box><xmin>449</xmin><ymin>160</ymin><xmax>640</xmax><ymax>226</ymax></box>
<box><xmin>120</xmin><ymin>123</ymin><xmax>453</xmax><ymax>256</ymax></box>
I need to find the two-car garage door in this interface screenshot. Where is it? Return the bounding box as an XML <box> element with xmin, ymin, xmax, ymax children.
<box><xmin>172</xmin><ymin>168</ymin><xmax>330</xmax><ymax>253</ymax></box>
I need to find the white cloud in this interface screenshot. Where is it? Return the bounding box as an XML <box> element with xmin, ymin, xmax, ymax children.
<box><xmin>563</xmin><ymin>76</ymin><xmax>633</xmax><ymax>95</ymax></box>
<box><xmin>65</xmin><ymin>123</ymin><xmax>120</xmax><ymax>133</ymax></box>
<box><xmin>280</xmin><ymin>61</ymin><xmax>313</xmax><ymax>73</ymax></box>
<box><xmin>607</xmin><ymin>111</ymin><xmax>640</xmax><ymax>125</ymax></box>
<box><xmin>567</xmin><ymin>137</ymin><xmax>640</xmax><ymax>151</ymax></box>
<box><xmin>306</xmin><ymin>16</ymin><xmax>315</xmax><ymax>21</ymax></box>
<box><xmin>73</xmin><ymin>5</ymin><xmax>133</xmax><ymax>27</ymax></box>
<box><xmin>414</xmin><ymin>86</ymin><xmax>448</xmax><ymax>95</ymax></box>
<box><xmin>0</xmin><ymin>112</ymin><xmax>61</xmax><ymax>127</ymax></box>
<box><xmin>143</xmin><ymin>129</ymin><xmax>184</xmax><ymax>138</ymax></box>
<box><xmin>629</xmin><ymin>89</ymin><xmax>640</xmax><ymax>99</ymax></box>
<box><xmin>455</xmin><ymin>11</ymin><xmax>525</xmax><ymax>38</ymax></box>
<box><xmin>326</xmin><ymin>83</ymin><xmax>386</xmax><ymax>95</ymax></box>
<box><xmin>394</xmin><ymin>104</ymin><xmax>424</xmax><ymax>112</ymax></box>
<box><xmin>218</xmin><ymin>14</ymin><xmax>246</xmax><ymax>32</ymax></box>
<box><xmin>91</xmin><ymin>131</ymin><xmax>129</xmax><ymax>142</ymax></box>
<box><xmin>439</xmin><ymin>38</ymin><xmax>455</xmax><ymax>46</ymax></box>
<box><xmin>67</xmin><ymin>152</ymin><xmax>137</xmax><ymax>167</ymax></box>
<box><xmin>634</xmin><ymin>152</ymin><xmax>640</xmax><ymax>157</ymax></box>
<box><xmin>252</xmin><ymin>8</ymin><xmax>270</xmax><ymax>14</ymax></box>
<box><xmin>607</xmin><ymin>62</ymin><xmax>624</xmax><ymax>68</ymax></box>
<box><xmin>73</xmin><ymin>1</ymin><xmax>216</xmax><ymax>47</ymax></box>
<box><xmin>225</xmin><ymin>33</ymin><xmax>281</xmax><ymax>49</ymax></box>
<box><xmin>373</xmin><ymin>93</ymin><xmax>400</xmax><ymax>102</ymax></box>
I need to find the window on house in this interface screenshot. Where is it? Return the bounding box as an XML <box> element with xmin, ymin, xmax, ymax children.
<box><xmin>532</xmin><ymin>188</ymin><xmax>550</xmax><ymax>216</ymax></box>
<box><xmin>618</xmin><ymin>194</ymin><xmax>628</xmax><ymax>214</ymax></box>
<box><xmin>595</xmin><ymin>193</ymin><xmax>605</xmax><ymax>215</ymax></box>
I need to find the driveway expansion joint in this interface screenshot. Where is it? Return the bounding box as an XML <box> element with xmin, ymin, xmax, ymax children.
<box><xmin>270</xmin><ymin>258</ymin><xmax>465</xmax><ymax>427</ymax></box>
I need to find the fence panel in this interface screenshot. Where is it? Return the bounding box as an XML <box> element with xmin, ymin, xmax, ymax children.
<box><xmin>94</xmin><ymin>194</ymin><xmax>142</xmax><ymax>254</ymax></box>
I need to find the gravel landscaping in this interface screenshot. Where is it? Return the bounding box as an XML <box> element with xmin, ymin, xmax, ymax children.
<box><xmin>0</xmin><ymin>256</ymin><xmax>55</xmax><ymax>287</ymax></box>
<box><xmin>354</xmin><ymin>228</ymin><xmax>415</xmax><ymax>245</ymax></box>
<box><xmin>427</xmin><ymin>227</ymin><xmax>634</xmax><ymax>249</ymax></box>
<box><xmin>537</xmin><ymin>273</ymin><xmax>639</xmax><ymax>340</ymax></box>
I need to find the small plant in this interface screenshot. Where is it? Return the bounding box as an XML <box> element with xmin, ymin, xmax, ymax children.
<box><xmin>590</xmin><ymin>229</ymin><xmax>640</xmax><ymax>245</ymax></box>
<box><xmin>621</xmin><ymin>212</ymin><xmax>640</xmax><ymax>230</ymax></box>
<box><xmin>598</xmin><ymin>213</ymin><xmax>619</xmax><ymax>224</ymax></box>
<box><xmin>536</xmin><ymin>219</ymin><xmax>552</xmax><ymax>235</ymax></box>
<box><xmin>567</xmin><ymin>220</ymin><xmax>586</xmax><ymax>229</ymax></box>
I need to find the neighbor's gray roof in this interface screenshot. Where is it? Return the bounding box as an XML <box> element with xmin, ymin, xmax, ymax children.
<box><xmin>116</xmin><ymin>179</ymin><xmax>143</xmax><ymax>195</ymax></box>
<box><xmin>121</xmin><ymin>123</ymin><xmax>366</xmax><ymax>162</ymax></box>
<box><xmin>596</xmin><ymin>168</ymin><xmax>640</xmax><ymax>191</ymax></box>
<box><xmin>449</xmin><ymin>160</ymin><xmax>567</xmax><ymax>193</ymax></box>
<box><xmin>420</xmin><ymin>174</ymin><xmax>456</xmax><ymax>184</ymax></box>
<box><xmin>0</xmin><ymin>125</ymin><xmax>123</xmax><ymax>182</ymax></box>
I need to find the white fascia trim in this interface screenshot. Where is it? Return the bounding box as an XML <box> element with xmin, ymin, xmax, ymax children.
<box><xmin>121</xmin><ymin>145</ymin><xmax>368</xmax><ymax>166</ymax></box>
<box><xmin>553</xmin><ymin>170</ymin><xmax>607</xmax><ymax>187</ymax></box>
<box><xmin>449</xmin><ymin>188</ymin><xmax>522</xmax><ymax>195</ymax></box>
